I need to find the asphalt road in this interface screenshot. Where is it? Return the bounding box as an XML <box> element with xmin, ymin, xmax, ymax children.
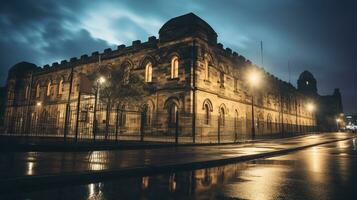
<box><xmin>1</xmin><ymin>133</ymin><xmax>357</xmax><ymax>199</ymax></box>
<box><xmin>0</xmin><ymin>133</ymin><xmax>351</xmax><ymax>179</ymax></box>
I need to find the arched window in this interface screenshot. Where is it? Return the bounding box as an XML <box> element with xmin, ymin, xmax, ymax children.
<box><xmin>47</xmin><ymin>81</ymin><xmax>51</xmax><ymax>96</ymax></box>
<box><xmin>234</xmin><ymin>110</ymin><xmax>239</xmax><ymax>130</ymax></box>
<box><xmin>145</xmin><ymin>62</ymin><xmax>152</xmax><ymax>82</ymax></box>
<box><xmin>204</xmin><ymin>104</ymin><xmax>210</xmax><ymax>125</ymax></box>
<box><xmin>119</xmin><ymin>105</ymin><xmax>126</xmax><ymax>127</ymax></box>
<box><xmin>58</xmin><ymin>79</ymin><xmax>63</xmax><ymax>95</ymax></box>
<box><xmin>142</xmin><ymin>104</ymin><xmax>153</xmax><ymax>126</ymax></box>
<box><xmin>204</xmin><ymin>59</ymin><xmax>209</xmax><ymax>80</ymax></box>
<box><xmin>171</xmin><ymin>56</ymin><xmax>179</xmax><ymax>79</ymax></box>
<box><xmin>36</xmin><ymin>84</ymin><xmax>40</xmax><ymax>98</ymax></box>
<box><xmin>267</xmin><ymin>114</ymin><xmax>273</xmax><ymax>132</ymax></box>
<box><xmin>169</xmin><ymin>103</ymin><xmax>178</xmax><ymax>125</ymax></box>
<box><xmin>219</xmin><ymin>107</ymin><xmax>225</xmax><ymax>126</ymax></box>
<box><xmin>121</xmin><ymin>62</ymin><xmax>131</xmax><ymax>85</ymax></box>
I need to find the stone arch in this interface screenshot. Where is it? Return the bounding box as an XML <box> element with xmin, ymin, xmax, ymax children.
<box><xmin>141</xmin><ymin>99</ymin><xmax>155</xmax><ymax>126</ymax></box>
<box><xmin>202</xmin><ymin>99</ymin><xmax>213</xmax><ymax>112</ymax></box>
<box><xmin>164</xmin><ymin>97</ymin><xmax>180</xmax><ymax>126</ymax></box>
<box><xmin>218</xmin><ymin>103</ymin><xmax>228</xmax><ymax>115</ymax></box>
<box><xmin>202</xmin><ymin>99</ymin><xmax>213</xmax><ymax>125</ymax></box>
<box><xmin>218</xmin><ymin>104</ymin><xmax>227</xmax><ymax>126</ymax></box>
<box><xmin>164</xmin><ymin>96</ymin><xmax>180</xmax><ymax>110</ymax></box>
<box><xmin>139</xmin><ymin>56</ymin><xmax>156</xmax><ymax>69</ymax></box>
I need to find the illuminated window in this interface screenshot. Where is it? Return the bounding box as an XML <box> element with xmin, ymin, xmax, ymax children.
<box><xmin>46</xmin><ymin>82</ymin><xmax>51</xmax><ymax>96</ymax></box>
<box><xmin>171</xmin><ymin>56</ymin><xmax>179</xmax><ymax>79</ymax></box>
<box><xmin>145</xmin><ymin>62</ymin><xmax>152</xmax><ymax>82</ymax></box>
<box><xmin>36</xmin><ymin>84</ymin><xmax>40</xmax><ymax>98</ymax></box>
<box><xmin>58</xmin><ymin>79</ymin><xmax>64</xmax><ymax>95</ymax></box>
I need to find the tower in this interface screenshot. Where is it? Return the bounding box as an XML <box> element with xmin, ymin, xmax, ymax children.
<box><xmin>297</xmin><ymin>70</ymin><xmax>317</xmax><ymax>96</ymax></box>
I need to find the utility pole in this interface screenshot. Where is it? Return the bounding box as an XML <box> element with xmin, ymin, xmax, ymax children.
<box><xmin>64</xmin><ymin>66</ymin><xmax>74</xmax><ymax>142</ymax></box>
<box><xmin>260</xmin><ymin>41</ymin><xmax>264</xmax><ymax>68</ymax></box>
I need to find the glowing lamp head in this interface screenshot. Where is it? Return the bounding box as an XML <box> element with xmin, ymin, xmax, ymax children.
<box><xmin>36</xmin><ymin>101</ymin><xmax>42</xmax><ymax>107</ymax></box>
<box><xmin>248</xmin><ymin>70</ymin><xmax>261</xmax><ymax>87</ymax></box>
<box><xmin>98</xmin><ymin>76</ymin><xmax>106</xmax><ymax>84</ymax></box>
<box><xmin>306</xmin><ymin>103</ymin><xmax>315</xmax><ymax>112</ymax></box>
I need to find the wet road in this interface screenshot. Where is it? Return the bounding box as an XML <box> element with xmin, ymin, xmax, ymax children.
<box><xmin>0</xmin><ymin>133</ymin><xmax>352</xmax><ymax>179</ymax></box>
<box><xmin>2</xmin><ymin>137</ymin><xmax>357</xmax><ymax>199</ymax></box>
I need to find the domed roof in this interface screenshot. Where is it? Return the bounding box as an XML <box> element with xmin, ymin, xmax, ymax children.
<box><xmin>297</xmin><ymin>70</ymin><xmax>317</xmax><ymax>95</ymax></box>
<box><xmin>8</xmin><ymin>61</ymin><xmax>37</xmax><ymax>80</ymax></box>
<box><xmin>298</xmin><ymin>70</ymin><xmax>315</xmax><ymax>81</ymax></box>
<box><xmin>159</xmin><ymin>13</ymin><xmax>218</xmax><ymax>44</ymax></box>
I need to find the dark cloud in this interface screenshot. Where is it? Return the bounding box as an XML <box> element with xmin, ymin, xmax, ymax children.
<box><xmin>0</xmin><ymin>0</ymin><xmax>356</xmax><ymax>113</ymax></box>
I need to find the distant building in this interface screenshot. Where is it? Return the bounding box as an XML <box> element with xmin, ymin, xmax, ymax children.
<box><xmin>297</xmin><ymin>71</ymin><xmax>343</xmax><ymax>131</ymax></box>
<box><xmin>345</xmin><ymin>115</ymin><xmax>357</xmax><ymax>131</ymax></box>
<box><xmin>0</xmin><ymin>86</ymin><xmax>6</xmax><ymax>128</ymax></box>
<box><xmin>2</xmin><ymin>13</ymin><xmax>326</xmax><ymax>142</ymax></box>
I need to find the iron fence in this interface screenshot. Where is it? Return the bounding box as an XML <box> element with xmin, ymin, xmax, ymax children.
<box><xmin>1</xmin><ymin>100</ymin><xmax>317</xmax><ymax>144</ymax></box>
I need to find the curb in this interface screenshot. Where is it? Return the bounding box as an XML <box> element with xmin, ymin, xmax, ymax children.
<box><xmin>0</xmin><ymin>136</ymin><xmax>354</xmax><ymax>193</ymax></box>
<box><xmin>0</xmin><ymin>133</ymin><xmax>317</xmax><ymax>152</ymax></box>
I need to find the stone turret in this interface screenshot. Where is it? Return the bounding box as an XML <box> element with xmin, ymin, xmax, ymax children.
<box><xmin>297</xmin><ymin>70</ymin><xmax>317</xmax><ymax>96</ymax></box>
<box><xmin>159</xmin><ymin>13</ymin><xmax>218</xmax><ymax>44</ymax></box>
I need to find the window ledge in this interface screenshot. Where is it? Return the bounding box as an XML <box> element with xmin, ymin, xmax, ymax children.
<box><xmin>167</xmin><ymin>77</ymin><xmax>180</xmax><ymax>81</ymax></box>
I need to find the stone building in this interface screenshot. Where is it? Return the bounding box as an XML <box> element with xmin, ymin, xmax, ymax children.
<box><xmin>297</xmin><ymin>71</ymin><xmax>343</xmax><ymax>131</ymax></box>
<box><xmin>2</xmin><ymin>13</ymin><xmax>318</xmax><ymax>143</ymax></box>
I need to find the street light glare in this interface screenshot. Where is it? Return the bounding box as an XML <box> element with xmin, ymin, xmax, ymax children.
<box><xmin>248</xmin><ymin>70</ymin><xmax>261</xmax><ymax>87</ymax></box>
<box><xmin>98</xmin><ymin>76</ymin><xmax>106</xmax><ymax>84</ymax></box>
<box><xmin>307</xmin><ymin>103</ymin><xmax>315</xmax><ymax>112</ymax></box>
<box><xmin>36</xmin><ymin>101</ymin><xmax>42</xmax><ymax>107</ymax></box>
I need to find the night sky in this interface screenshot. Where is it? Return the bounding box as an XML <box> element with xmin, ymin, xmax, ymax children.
<box><xmin>0</xmin><ymin>0</ymin><xmax>356</xmax><ymax>113</ymax></box>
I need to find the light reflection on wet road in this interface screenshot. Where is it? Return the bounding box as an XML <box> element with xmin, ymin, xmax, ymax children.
<box><xmin>0</xmin><ymin>133</ymin><xmax>351</xmax><ymax>179</ymax></box>
<box><xmin>2</xmin><ymin>138</ymin><xmax>357</xmax><ymax>200</ymax></box>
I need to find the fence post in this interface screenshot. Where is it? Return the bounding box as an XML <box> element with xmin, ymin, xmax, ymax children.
<box><xmin>140</xmin><ymin>110</ymin><xmax>145</xmax><ymax>142</ymax></box>
<box><xmin>217</xmin><ymin>116</ymin><xmax>221</xmax><ymax>144</ymax></box>
<box><xmin>175</xmin><ymin>110</ymin><xmax>179</xmax><ymax>144</ymax></box>
<box><xmin>74</xmin><ymin>92</ymin><xmax>81</xmax><ymax>143</ymax></box>
<box><xmin>115</xmin><ymin>106</ymin><xmax>119</xmax><ymax>142</ymax></box>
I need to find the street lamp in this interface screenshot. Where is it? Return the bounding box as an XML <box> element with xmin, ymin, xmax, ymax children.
<box><xmin>247</xmin><ymin>70</ymin><xmax>261</xmax><ymax>139</ymax></box>
<box><xmin>306</xmin><ymin>102</ymin><xmax>316</xmax><ymax>132</ymax></box>
<box><xmin>336</xmin><ymin>118</ymin><xmax>341</xmax><ymax>132</ymax></box>
<box><xmin>92</xmin><ymin>76</ymin><xmax>106</xmax><ymax>141</ymax></box>
<box><xmin>306</xmin><ymin>103</ymin><xmax>315</xmax><ymax>112</ymax></box>
<box><xmin>36</xmin><ymin>101</ymin><xmax>42</xmax><ymax>107</ymax></box>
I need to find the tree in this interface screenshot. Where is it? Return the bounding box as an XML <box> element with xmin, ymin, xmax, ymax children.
<box><xmin>89</xmin><ymin>64</ymin><xmax>148</xmax><ymax>139</ymax></box>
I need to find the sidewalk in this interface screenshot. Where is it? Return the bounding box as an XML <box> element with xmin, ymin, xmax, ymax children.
<box><xmin>0</xmin><ymin>132</ymin><xmax>354</xmax><ymax>192</ymax></box>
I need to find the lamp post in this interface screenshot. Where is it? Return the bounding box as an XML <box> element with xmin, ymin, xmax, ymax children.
<box><xmin>248</xmin><ymin>70</ymin><xmax>260</xmax><ymax>140</ymax></box>
<box><xmin>92</xmin><ymin>76</ymin><xmax>106</xmax><ymax>141</ymax></box>
<box><xmin>336</xmin><ymin>118</ymin><xmax>341</xmax><ymax>132</ymax></box>
<box><xmin>306</xmin><ymin>102</ymin><xmax>315</xmax><ymax>132</ymax></box>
